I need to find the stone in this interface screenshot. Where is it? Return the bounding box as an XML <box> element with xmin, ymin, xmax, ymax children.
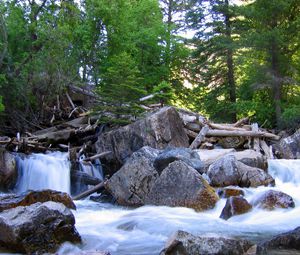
<box><xmin>145</xmin><ymin>161</ymin><xmax>219</xmax><ymax>212</ymax></box>
<box><xmin>252</xmin><ymin>190</ymin><xmax>295</xmax><ymax>210</ymax></box>
<box><xmin>95</xmin><ymin>107</ymin><xmax>189</xmax><ymax>173</ymax></box>
<box><xmin>0</xmin><ymin>149</ymin><xmax>17</xmax><ymax>190</ymax></box>
<box><xmin>207</xmin><ymin>155</ymin><xmax>274</xmax><ymax>188</ymax></box>
<box><xmin>0</xmin><ymin>189</ymin><xmax>76</xmax><ymax>212</ymax></box>
<box><xmin>160</xmin><ymin>230</ymin><xmax>253</xmax><ymax>255</ymax></box>
<box><xmin>220</xmin><ymin>196</ymin><xmax>252</xmax><ymax>220</ymax></box>
<box><xmin>276</xmin><ymin>129</ymin><xmax>300</xmax><ymax>159</ymax></box>
<box><xmin>0</xmin><ymin>201</ymin><xmax>81</xmax><ymax>254</ymax></box>
<box><xmin>258</xmin><ymin>226</ymin><xmax>300</xmax><ymax>252</ymax></box>
<box><xmin>218</xmin><ymin>136</ymin><xmax>246</xmax><ymax>149</ymax></box>
<box><xmin>105</xmin><ymin>147</ymin><xmax>160</xmax><ymax>206</ymax></box>
<box><xmin>217</xmin><ymin>187</ymin><xmax>245</xmax><ymax>198</ymax></box>
<box><xmin>153</xmin><ymin>147</ymin><xmax>204</xmax><ymax>174</ymax></box>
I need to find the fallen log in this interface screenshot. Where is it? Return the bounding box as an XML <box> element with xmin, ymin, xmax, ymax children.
<box><xmin>72</xmin><ymin>181</ymin><xmax>105</xmax><ymax>200</ymax></box>
<box><xmin>189</xmin><ymin>125</ymin><xmax>209</xmax><ymax>149</ymax></box>
<box><xmin>260</xmin><ymin>140</ymin><xmax>274</xmax><ymax>159</ymax></box>
<box><xmin>251</xmin><ymin>123</ymin><xmax>260</xmax><ymax>152</ymax></box>
<box><xmin>82</xmin><ymin>151</ymin><xmax>112</xmax><ymax>162</ymax></box>
<box><xmin>208</xmin><ymin>122</ymin><xmax>251</xmax><ymax>132</ymax></box>
<box><xmin>206</xmin><ymin>129</ymin><xmax>280</xmax><ymax>140</ymax></box>
<box><xmin>233</xmin><ymin>117</ymin><xmax>249</xmax><ymax>127</ymax></box>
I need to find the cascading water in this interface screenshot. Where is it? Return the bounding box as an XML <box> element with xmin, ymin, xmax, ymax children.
<box><xmin>15</xmin><ymin>152</ymin><xmax>71</xmax><ymax>194</ymax></box>
<box><xmin>56</xmin><ymin>159</ymin><xmax>300</xmax><ymax>255</ymax></box>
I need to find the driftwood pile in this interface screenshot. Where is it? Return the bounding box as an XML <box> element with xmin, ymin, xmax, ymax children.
<box><xmin>178</xmin><ymin>109</ymin><xmax>280</xmax><ymax>159</ymax></box>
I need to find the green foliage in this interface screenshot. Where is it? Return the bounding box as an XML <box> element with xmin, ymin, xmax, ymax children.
<box><xmin>152</xmin><ymin>80</ymin><xmax>174</xmax><ymax>105</ymax></box>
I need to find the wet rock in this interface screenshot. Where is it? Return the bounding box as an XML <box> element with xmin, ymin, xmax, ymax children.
<box><xmin>0</xmin><ymin>201</ymin><xmax>81</xmax><ymax>254</ymax></box>
<box><xmin>95</xmin><ymin>107</ymin><xmax>189</xmax><ymax>173</ymax></box>
<box><xmin>145</xmin><ymin>161</ymin><xmax>219</xmax><ymax>212</ymax></box>
<box><xmin>153</xmin><ymin>147</ymin><xmax>204</xmax><ymax>174</ymax></box>
<box><xmin>231</xmin><ymin>149</ymin><xmax>267</xmax><ymax>170</ymax></box>
<box><xmin>0</xmin><ymin>149</ymin><xmax>17</xmax><ymax>190</ymax></box>
<box><xmin>160</xmin><ymin>230</ymin><xmax>253</xmax><ymax>255</ymax></box>
<box><xmin>218</xmin><ymin>187</ymin><xmax>245</xmax><ymax>198</ymax></box>
<box><xmin>220</xmin><ymin>196</ymin><xmax>252</xmax><ymax>220</ymax></box>
<box><xmin>252</xmin><ymin>190</ymin><xmax>295</xmax><ymax>210</ymax></box>
<box><xmin>276</xmin><ymin>129</ymin><xmax>300</xmax><ymax>159</ymax></box>
<box><xmin>105</xmin><ymin>147</ymin><xmax>160</xmax><ymax>206</ymax></box>
<box><xmin>0</xmin><ymin>189</ymin><xmax>76</xmax><ymax>212</ymax></box>
<box><xmin>258</xmin><ymin>226</ymin><xmax>300</xmax><ymax>253</ymax></box>
<box><xmin>207</xmin><ymin>155</ymin><xmax>274</xmax><ymax>188</ymax></box>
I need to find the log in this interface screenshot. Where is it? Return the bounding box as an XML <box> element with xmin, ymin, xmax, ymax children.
<box><xmin>82</xmin><ymin>151</ymin><xmax>112</xmax><ymax>162</ymax></box>
<box><xmin>260</xmin><ymin>140</ymin><xmax>273</xmax><ymax>159</ymax></box>
<box><xmin>251</xmin><ymin>123</ymin><xmax>260</xmax><ymax>152</ymax></box>
<box><xmin>233</xmin><ymin>117</ymin><xmax>249</xmax><ymax>127</ymax></box>
<box><xmin>185</xmin><ymin>128</ymin><xmax>198</xmax><ymax>139</ymax></box>
<box><xmin>72</xmin><ymin>181</ymin><xmax>105</xmax><ymax>200</ymax></box>
<box><xmin>189</xmin><ymin>125</ymin><xmax>209</xmax><ymax>149</ymax></box>
<box><xmin>66</xmin><ymin>92</ymin><xmax>76</xmax><ymax>110</ymax></box>
<box><xmin>208</xmin><ymin>122</ymin><xmax>250</xmax><ymax>131</ymax></box>
<box><xmin>206</xmin><ymin>129</ymin><xmax>280</xmax><ymax>140</ymax></box>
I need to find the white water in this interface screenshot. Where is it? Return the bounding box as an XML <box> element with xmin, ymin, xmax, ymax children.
<box><xmin>8</xmin><ymin>156</ymin><xmax>300</xmax><ymax>254</ymax></box>
<box><xmin>15</xmin><ymin>152</ymin><xmax>70</xmax><ymax>194</ymax></box>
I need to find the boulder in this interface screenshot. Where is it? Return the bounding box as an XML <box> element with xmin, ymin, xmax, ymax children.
<box><xmin>105</xmin><ymin>147</ymin><xmax>160</xmax><ymax>206</ymax></box>
<box><xmin>217</xmin><ymin>187</ymin><xmax>245</xmax><ymax>198</ymax></box>
<box><xmin>0</xmin><ymin>189</ymin><xmax>76</xmax><ymax>212</ymax></box>
<box><xmin>145</xmin><ymin>161</ymin><xmax>219</xmax><ymax>212</ymax></box>
<box><xmin>0</xmin><ymin>149</ymin><xmax>17</xmax><ymax>190</ymax></box>
<box><xmin>0</xmin><ymin>201</ymin><xmax>81</xmax><ymax>254</ymax></box>
<box><xmin>276</xmin><ymin>129</ymin><xmax>300</xmax><ymax>159</ymax></box>
<box><xmin>252</xmin><ymin>190</ymin><xmax>295</xmax><ymax>210</ymax></box>
<box><xmin>153</xmin><ymin>147</ymin><xmax>204</xmax><ymax>174</ymax></box>
<box><xmin>95</xmin><ymin>107</ymin><xmax>189</xmax><ymax>173</ymax></box>
<box><xmin>258</xmin><ymin>226</ymin><xmax>300</xmax><ymax>252</ymax></box>
<box><xmin>160</xmin><ymin>230</ymin><xmax>253</xmax><ymax>255</ymax></box>
<box><xmin>207</xmin><ymin>155</ymin><xmax>274</xmax><ymax>188</ymax></box>
<box><xmin>220</xmin><ymin>196</ymin><xmax>252</xmax><ymax>220</ymax></box>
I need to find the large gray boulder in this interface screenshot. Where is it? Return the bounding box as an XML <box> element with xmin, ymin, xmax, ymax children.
<box><xmin>95</xmin><ymin>107</ymin><xmax>189</xmax><ymax>173</ymax></box>
<box><xmin>105</xmin><ymin>147</ymin><xmax>160</xmax><ymax>206</ymax></box>
<box><xmin>154</xmin><ymin>147</ymin><xmax>204</xmax><ymax>174</ymax></box>
<box><xmin>0</xmin><ymin>149</ymin><xmax>17</xmax><ymax>190</ymax></box>
<box><xmin>160</xmin><ymin>230</ymin><xmax>254</xmax><ymax>255</ymax></box>
<box><xmin>207</xmin><ymin>155</ymin><xmax>274</xmax><ymax>188</ymax></box>
<box><xmin>252</xmin><ymin>190</ymin><xmax>295</xmax><ymax>210</ymax></box>
<box><xmin>145</xmin><ymin>161</ymin><xmax>219</xmax><ymax>212</ymax></box>
<box><xmin>0</xmin><ymin>201</ymin><xmax>81</xmax><ymax>254</ymax></box>
<box><xmin>276</xmin><ymin>129</ymin><xmax>300</xmax><ymax>159</ymax></box>
<box><xmin>0</xmin><ymin>189</ymin><xmax>76</xmax><ymax>212</ymax></box>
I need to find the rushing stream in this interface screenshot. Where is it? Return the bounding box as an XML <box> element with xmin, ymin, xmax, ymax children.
<box><xmin>4</xmin><ymin>153</ymin><xmax>300</xmax><ymax>254</ymax></box>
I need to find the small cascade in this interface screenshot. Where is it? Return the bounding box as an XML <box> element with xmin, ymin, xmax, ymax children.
<box><xmin>79</xmin><ymin>158</ymin><xmax>104</xmax><ymax>182</ymax></box>
<box><xmin>15</xmin><ymin>152</ymin><xmax>71</xmax><ymax>194</ymax></box>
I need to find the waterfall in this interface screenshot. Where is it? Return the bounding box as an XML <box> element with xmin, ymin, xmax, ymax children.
<box><xmin>15</xmin><ymin>152</ymin><xmax>71</xmax><ymax>194</ymax></box>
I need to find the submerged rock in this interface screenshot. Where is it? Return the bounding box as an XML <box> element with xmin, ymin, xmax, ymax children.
<box><xmin>207</xmin><ymin>155</ymin><xmax>274</xmax><ymax>188</ymax></box>
<box><xmin>145</xmin><ymin>161</ymin><xmax>219</xmax><ymax>212</ymax></box>
<box><xmin>252</xmin><ymin>190</ymin><xmax>295</xmax><ymax>210</ymax></box>
<box><xmin>0</xmin><ymin>149</ymin><xmax>17</xmax><ymax>190</ymax></box>
<box><xmin>153</xmin><ymin>147</ymin><xmax>204</xmax><ymax>174</ymax></box>
<box><xmin>160</xmin><ymin>230</ymin><xmax>253</xmax><ymax>255</ymax></box>
<box><xmin>276</xmin><ymin>129</ymin><xmax>300</xmax><ymax>159</ymax></box>
<box><xmin>0</xmin><ymin>201</ymin><xmax>81</xmax><ymax>254</ymax></box>
<box><xmin>0</xmin><ymin>189</ymin><xmax>76</xmax><ymax>212</ymax></box>
<box><xmin>95</xmin><ymin>107</ymin><xmax>189</xmax><ymax>173</ymax></box>
<box><xmin>220</xmin><ymin>196</ymin><xmax>252</xmax><ymax>220</ymax></box>
<box><xmin>105</xmin><ymin>147</ymin><xmax>160</xmax><ymax>206</ymax></box>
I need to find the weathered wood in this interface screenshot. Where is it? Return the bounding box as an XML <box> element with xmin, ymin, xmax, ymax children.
<box><xmin>66</xmin><ymin>92</ymin><xmax>76</xmax><ymax>110</ymax></box>
<box><xmin>233</xmin><ymin>117</ymin><xmax>249</xmax><ymax>127</ymax></box>
<box><xmin>185</xmin><ymin>128</ymin><xmax>198</xmax><ymax>139</ymax></box>
<box><xmin>252</xmin><ymin>123</ymin><xmax>260</xmax><ymax>152</ymax></box>
<box><xmin>72</xmin><ymin>181</ymin><xmax>105</xmax><ymax>200</ymax></box>
<box><xmin>206</xmin><ymin>129</ymin><xmax>280</xmax><ymax>140</ymax></box>
<box><xmin>189</xmin><ymin>125</ymin><xmax>209</xmax><ymax>149</ymax></box>
<box><xmin>82</xmin><ymin>151</ymin><xmax>112</xmax><ymax>162</ymax></box>
<box><xmin>139</xmin><ymin>94</ymin><xmax>156</xmax><ymax>102</ymax></box>
<box><xmin>260</xmin><ymin>140</ymin><xmax>273</xmax><ymax>159</ymax></box>
<box><xmin>68</xmin><ymin>84</ymin><xmax>97</xmax><ymax>98</ymax></box>
<box><xmin>208</xmin><ymin>122</ymin><xmax>250</xmax><ymax>132</ymax></box>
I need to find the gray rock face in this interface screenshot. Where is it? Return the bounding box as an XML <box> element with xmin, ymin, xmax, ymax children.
<box><xmin>276</xmin><ymin>129</ymin><xmax>300</xmax><ymax>159</ymax></box>
<box><xmin>252</xmin><ymin>190</ymin><xmax>295</xmax><ymax>210</ymax></box>
<box><xmin>0</xmin><ymin>149</ymin><xmax>17</xmax><ymax>190</ymax></box>
<box><xmin>145</xmin><ymin>161</ymin><xmax>219</xmax><ymax>212</ymax></box>
<box><xmin>154</xmin><ymin>147</ymin><xmax>204</xmax><ymax>174</ymax></box>
<box><xmin>0</xmin><ymin>201</ymin><xmax>81</xmax><ymax>254</ymax></box>
<box><xmin>95</xmin><ymin>107</ymin><xmax>189</xmax><ymax>173</ymax></box>
<box><xmin>207</xmin><ymin>155</ymin><xmax>274</xmax><ymax>188</ymax></box>
<box><xmin>258</xmin><ymin>226</ymin><xmax>300</xmax><ymax>252</ymax></box>
<box><xmin>160</xmin><ymin>230</ymin><xmax>253</xmax><ymax>255</ymax></box>
<box><xmin>231</xmin><ymin>149</ymin><xmax>267</xmax><ymax>170</ymax></box>
<box><xmin>220</xmin><ymin>196</ymin><xmax>252</xmax><ymax>220</ymax></box>
<box><xmin>105</xmin><ymin>147</ymin><xmax>160</xmax><ymax>206</ymax></box>
<box><xmin>0</xmin><ymin>189</ymin><xmax>76</xmax><ymax>212</ymax></box>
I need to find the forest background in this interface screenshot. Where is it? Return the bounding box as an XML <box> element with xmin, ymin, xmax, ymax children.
<box><xmin>0</xmin><ymin>0</ymin><xmax>299</xmax><ymax>135</ymax></box>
